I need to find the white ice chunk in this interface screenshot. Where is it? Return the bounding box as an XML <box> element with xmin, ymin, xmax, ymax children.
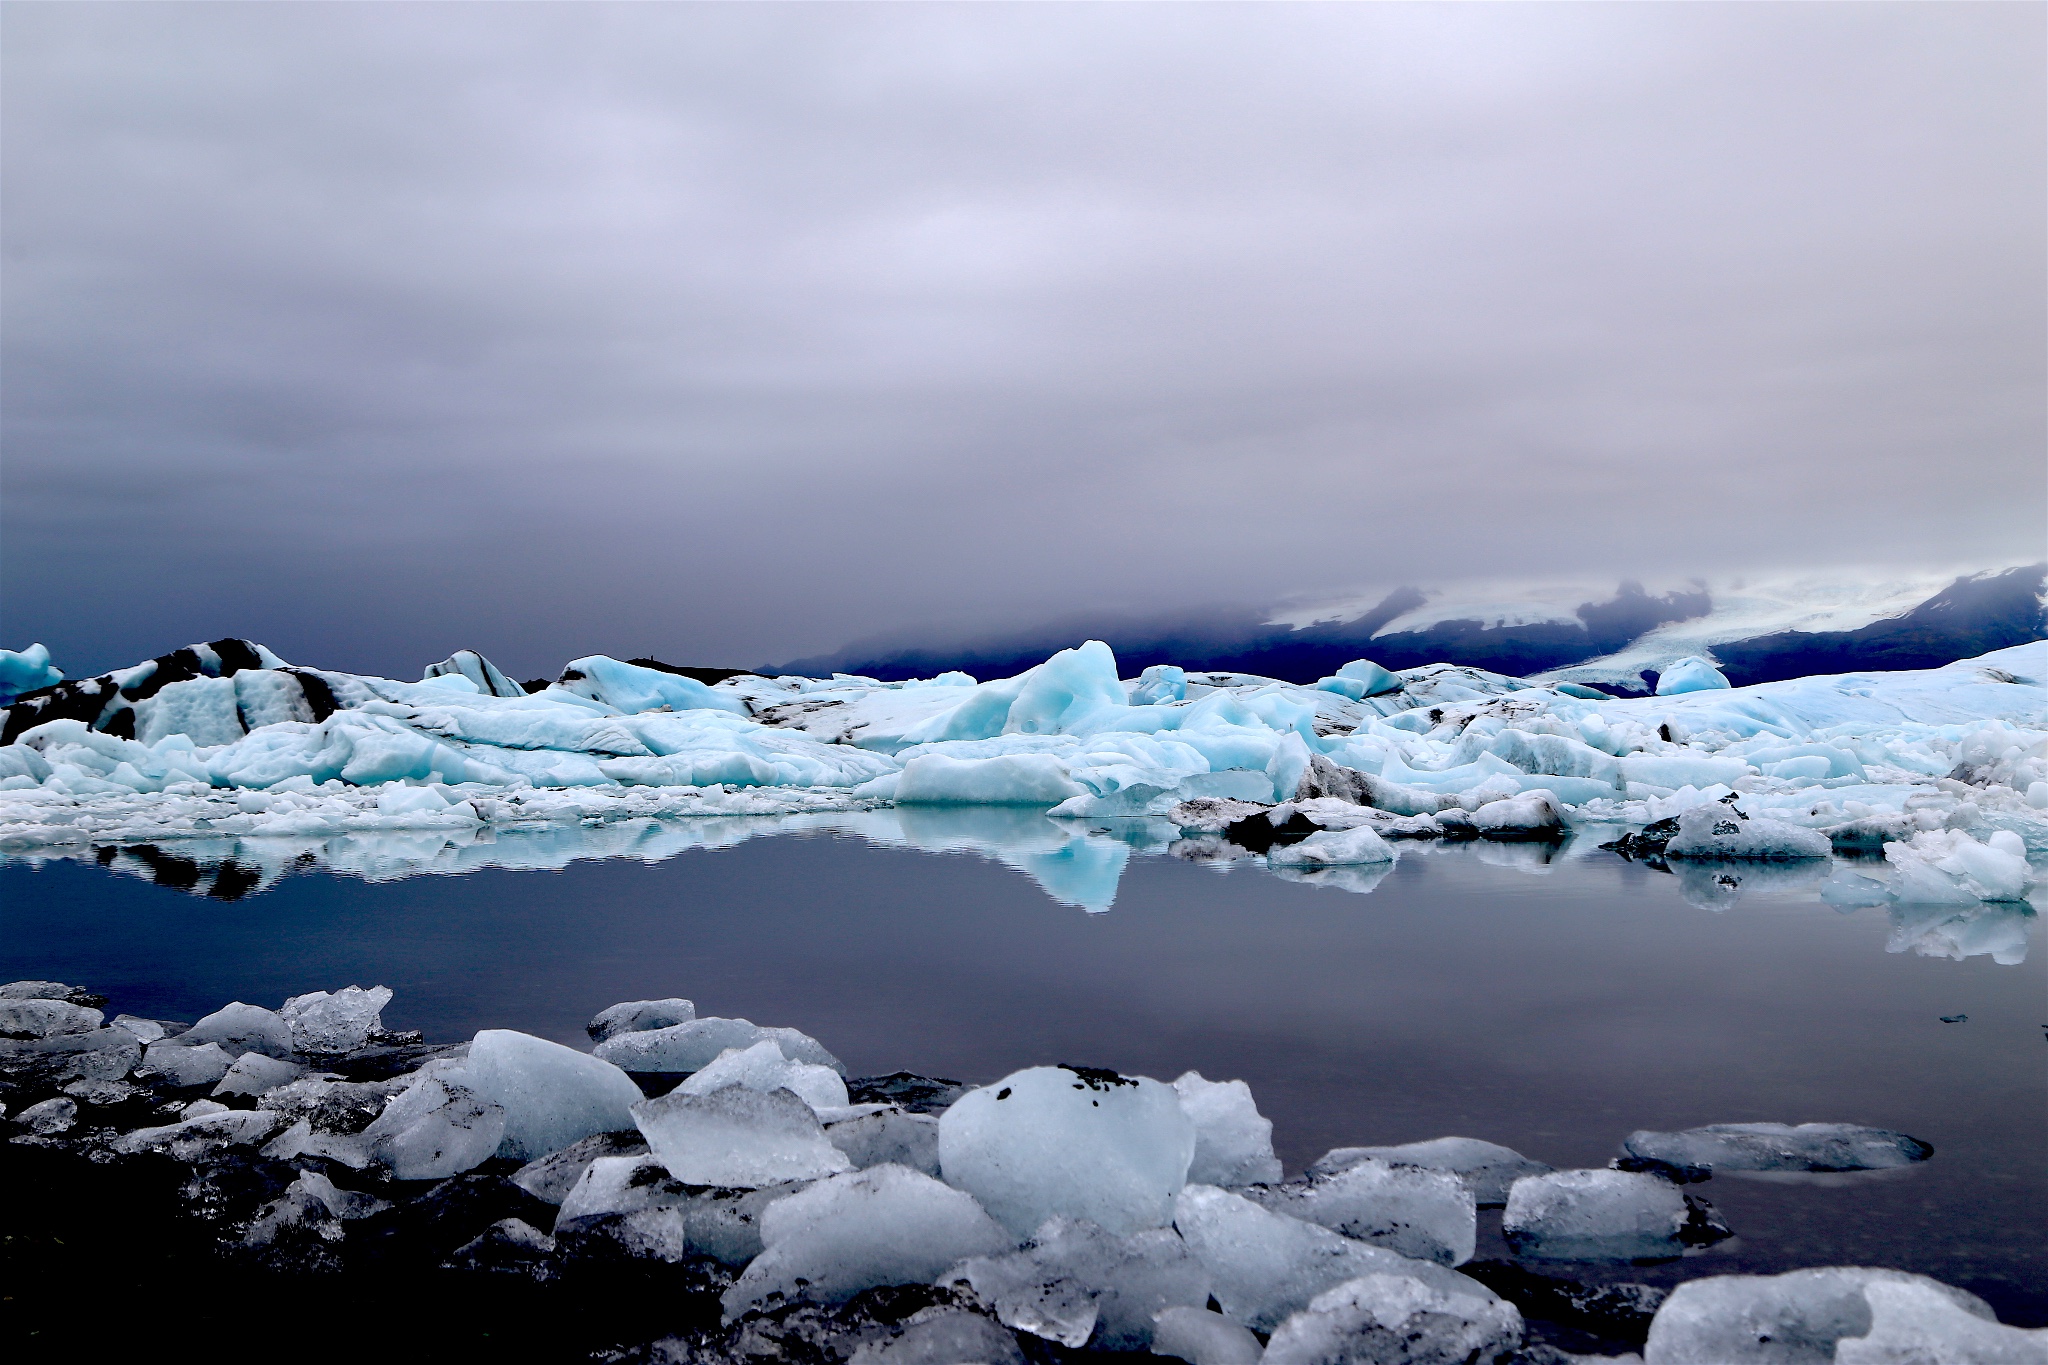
<box><xmin>587</xmin><ymin>997</ymin><xmax>696</xmax><ymax>1044</ymax></box>
<box><xmin>1263</xmin><ymin>1273</ymin><xmax>1523</xmax><ymax>1365</ymax></box>
<box><xmin>1470</xmin><ymin>790</ymin><xmax>1566</xmax><ymax>838</ymax></box>
<box><xmin>1655</xmin><ymin>658</ymin><xmax>1731</xmax><ymax>695</ymax></box>
<box><xmin>112</xmin><ymin>1107</ymin><xmax>284</xmax><ymax>1159</ymax></box>
<box><xmin>1884</xmin><ymin>829</ymin><xmax>2035</xmax><ymax>903</ymax></box>
<box><xmin>212</xmin><ymin>1051</ymin><xmax>306</xmax><ymax>1098</ymax></box>
<box><xmin>1834</xmin><ymin>1277</ymin><xmax>2048</xmax><ymax>1365</ymax></box>
<box><xmin>0</xmin><ymin>643</ymin><xmax>62</xmax><ymax>700</ymax></box>
<box><xmin>1502</xmin><ymin>1169</ymin><xmax>1704</xmax><ymax>1261</ymax></box>
<box><xmin>17</xmin><ymin>1096</ymin><xmax>77</xmax><ymax>1135</ymax></box>
<box><xmin>678</xmin><ymin>1039</ymin><xmax>850</xmax><ymax>1113</ymax></box>
<box><xmin>722</xmin><ymin>1163</ymin><xmax>1014</xmax><ymax>1318</ymax></box>
<box><xmin>633</xmin><ymin>1082</ymin><xmax>853</xmax><ymax>1188</ymax></box>
<box><xmin>1267</xmin><ymin>825</ymin><xmax>1396</xmax><ymax>868</ymax></box>
<box><xmin>109</xmin><ymin>1015</ymin><xmax>168</xmax><ymax>1045</ymax></box>
<box><xmin>1173</xmin><ymin>1072</ymin><xmax>1282</xmax><ymax>1187</ymax></box>
<box><xmin>1242</xmin><ymin>1157</ymin><xmax>1476</xmax><ymax>1266</ymax></box>
<box><xmin>939</xmin><ymin>1066</ymin><xmax>1197</xmax><ymax>1239</ymax></box>
<box><xmin>1172</xmin><ymin>1184</ymin><xmax>1499</xmax><ymax>1333</ymax></box>
<box><xmin>944</xmin><ymin>1215</ymin><xmax>1213</xmax><ymax>1351</ymax></box>
<box><xmin>1643</xmin><ymin>1267</ymin><xmax>1998</xmax><ymax>1364</ymax></box>
<box><xmin>554</xmin><ymin>1152</ymin><xmax>795</xmax><ymax>1265</ymax></box>
<box><xmin>592</xmin><ymin>1016</ymin><xmax>843</xmax><ymax>1074</ymax></box>
<box><xmin>1664</xmin><ymin>804</ymin><xmax>1831</xmax><ymax>861</ymax></box>
<box><xmin>827</xmin><ymin>1109</ymin><xmax>942</xmax><ymax>1176</ymax></box>
<box><xmin>142</xmin><ymin>1040</ymin><xmax>234</xmax><ymax>1088</ymax></box>
<box><xmin>359</xmin><ymin>1073</ymin><xmax>507</xmax><ymax>1180</ymax></box>
<box><xmin>181</xmin><ymin>1001</ymin><xmax>296</xmax><ymax>1059</ymax></box>
<box><xmin>510</xmin><ymin>1131</ymin><xmax>648</xmax><ymax>1205</ymax></box>
<box><xmin>1620</xmin><ymin>1123</ymin><xmax>1932</xmax><ymax>1178</ymax></box>
<box><xmin>464</xmin><ymin>1028</ymin><xmax>645</xmax><ymax>1161</ymax></box>
<box><xmin>280</xmin><ymin>985</ymin><xmax>392</xmax><ymax>1053</ymax></box>
<box><xmin>1149</xmin><ymin>1306</ymin><xmax>1266</xmax><ymax>1365</ymax></box>
<box><xmin>847</xmin><ymin>1310</ymin><xmax>1028</xmax><ymax>1365</ymax></box>
<box><xmin>0</xmin><ymin>999</ymin><xmax>103</xmax><ymax>1039</ymax></box>
<box><xmin>1310</xmin><ymin>1137</ymin><xmax>1554</xmax><ymax>1208</ymax></box>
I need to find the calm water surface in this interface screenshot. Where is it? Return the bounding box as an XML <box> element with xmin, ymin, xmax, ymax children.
<box><xmin>4</xmin><ymin>815</ymin><xmax>2042</xmax><ymax>1322</ymax></box>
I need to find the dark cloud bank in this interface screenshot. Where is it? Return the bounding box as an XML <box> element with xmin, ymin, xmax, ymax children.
<box><xmin>3</xmin><ymin>4</ymin><xmax>2042</xmax><ymax>681</ymax></box>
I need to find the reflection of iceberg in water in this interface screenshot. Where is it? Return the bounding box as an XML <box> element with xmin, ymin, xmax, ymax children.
<box><xmin>1266</xmin><ymin>861</ymin><xmax>1396</xmax><ymax>896</ymax></box>
<box><xmin>826</xmin><ymin>806</ymin><xmax>1159</xmax><ymax>913</ymax></box>
<box><xmin>1673</xmin><ymin>858</ymin><xmax>1830</xmax><ymax>911</ymax></box>
<box><xmin>1887</xmin><ymin>901</ymin><xmax>2034</xmax><ymax>965</ymax></box>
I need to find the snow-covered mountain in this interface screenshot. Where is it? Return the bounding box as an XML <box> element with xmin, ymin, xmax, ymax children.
<box><xmin>788</xmin><ymin>565</ymin><xmax>2045</xmax><ymax>693</ymax></box>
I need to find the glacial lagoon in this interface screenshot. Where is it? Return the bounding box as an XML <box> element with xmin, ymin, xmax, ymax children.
<box><xmin>5</xmin><ymin>811</ymin><xmax>2042</xmax><ymax>1326</ymax></box>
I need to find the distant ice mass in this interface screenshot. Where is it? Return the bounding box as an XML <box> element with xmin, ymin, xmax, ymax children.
<box><xmin>0</xmin><ymin>630</ymin><xmax>2041</xmax><ymax>921</ymax></box>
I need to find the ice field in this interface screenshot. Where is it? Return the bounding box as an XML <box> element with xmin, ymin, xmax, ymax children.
<box><xmin>1</xmin><ymin>637</ymin><xmax>2043</xmax><ymax>916</ymax></box>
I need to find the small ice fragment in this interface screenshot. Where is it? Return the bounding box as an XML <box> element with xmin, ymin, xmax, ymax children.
<box><xmin>1150</xmin><ymin>1306</ymin><xmax>1266</xmax><ymax>1365</ymax></box>
<box><xmin>1503</xmin><ymin>1169</ymin><xmax>1730</xmax><ymax>1261</ymax></box>
<box><xmin>847</xmin><ymin>1310</ymin><xmax>1028</xmax><ymax>1365</ymax></box>
<box><xmin>1242</xmin><ymin>1157</ymin><xmax>1476</xmax><ymax>1266</ymax></box>
<box><xmin>212</xmin><ymin>1051</ymin><xmax>306</xmax><ymax>1098</ymax></box>
<box><xmin>142</xmin><ymin>1040</ymin><xmax>234</xmax><ymax>1088</ymax></box>
<box><xmin>721</xmin><ymin>1163</ymin><xmax>1013</xmax><ymax>1318</ymax></box>
<box><xmin>938</xmin><ymin>1065</ymin><xmax>1196</xmax><ymax>1239</ymax></box>
<box><xmin>554</xmin><ymin>1152</ymin><xmax>795</xmax><ymax>1265</ymax></box>
<box><xmin>586</xmin><ymin>997</ymin><xmax>695</xmax><ymax>1044</ymax></box>
<box><xmin>463</xmin><ymin>1029</ymin><xmax>644</xmax><ymax>1161</ymax></box>
<box><xmin>280</xmin><ymin>985</ymin><xmax>392</xmax><ymax>1054</ymax></box>
<box><xmin>0</xmin><ymin>999</ymin><xmax>104</xmax><ymax>1040</ymax></box>
<box><xmin>112</xmin><ymin>1108</ymin><xmax>284</xmax><ymax>1160</ymax></box>
<box><xmin>181</xmin><ymin>1002</ymin><xmax>296</xmax><ymax>1059</ymax></box>
<box><xmin>359</xmin><ymin>1074</ymin><xmax>506</xmax><ymax>1180</ymax></box>
<box><xmin>827</xmin><ymin>1109</ymin><xmax>941</xmax><ymax>1176</ymax></box>
<box><xmin>1267</xmin><ymin>825</ymin><xmax>1396</xmax><ymax>867</ymax></box>
<box><xmin>633</xmin><ymin>1082</ymin><xmax>853</xmax><ymax>1188</ymax></box>
<box><xmin>1309</xmin><ymin>1137</ymin><xmax>1553</xmax><ymax>1207</ymax></box>
<box><xmin>944</xmin><ymin>1215</ymin><xmax>1213</xmax><ymax>1351</ymax></box>
<box><xmin>510</xmin><ymin>1130</ymin><xmax>648</xmax><ymax>1205</ymax></box>
<box><xmin>1173</xmin><ymin>1072</ymin><xmax>1282</xmax><ymax>1187</ymax></box>
<box><xmin>1619</xmin><ymin>1123</ymin><xmax>1932</xmax><ymax>1179</ymax></box>
<box><xmin>1261</xmin><ymin>1273</ymin><xmax>1523</xmax><ymax>1365</ymax></box>
<box><xmin>678</xmin><ymin>1039</ymin><xmax>850</xmax><ymax>1113</ymax></box>
<box><xmin>110</xmin><ymin>1015</ymin><xmax>169</xmax><ymax>1045</ymax></box>
<box><xmin>593</xmin><ymin>1016</ymin><xmax>842</xmax><ymax>1074</ymax></box>
<box><xmin>16</xmin><ymin>1096</ymin><xmax>77</xmax><ymax>1135</ymax></box>
<box><xmin>1643</xmin><ymin>1267</ymin><xmax>2000</xmax><ymax>1364</ymax></box>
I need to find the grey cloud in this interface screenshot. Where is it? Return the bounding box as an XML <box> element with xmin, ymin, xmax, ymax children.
<box><xmin>3</xmin><ymin>2</ymin><xmax>2041</xmax><ymax>679</ymax></box>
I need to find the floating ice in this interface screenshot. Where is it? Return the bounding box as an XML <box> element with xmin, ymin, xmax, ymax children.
<box><xmin>1663</xmin><ymin>803</ymin><xmax>1832</xmax><ymax>861</ymax></box>
<box><xmin>1262</xmin><ymin>1273</ymin><xmax>1523</xmax><ymax>1365</ymax></box>
<box><xmin>0</xmin><ymin>644</ymin><xmax>62</xmax><ymax>704</ymax></box>
<box><xmin>1642</xmin><ymin>1268</ymin><xmax>1999</xmax><ymax>1364</ymax></box>
<box><xmin>1267</xmin><ymin>824</ymin><xmax>1396</xmax><ymax>868</ymax></box>
<box><xmin>722</xmin><ymin>1163</ymin><xmax>1014</xmax><ymax>1318</ymax></box>
<box><xmin>678</xmin><ymin>1039</ymin><xmax>851</xmax><ymax>1113</ymax></box>
<box><xmin>1502</xmin><ymin>1169</ymin><xmax>1729</xmax><ymax>1261</ymax></box>
<box><xmin>1173</xmin><ymin>1072</ymin><xmax>1282</xmax><ymax>1187</ymax></box>
<box><xmin>593</xmin><ymin>1016</ymin><xmax>843</xmax><ymax>1074</ymax></box>
<box><xmin>1619</xmin><ymin>1123</ymin><xmax>1933</xmax><ymax>1180</ymax></box>
<box><xmin>279</xmin><ymin>985</ymin><xmax>391</xmax><ymax>1054</ymax></box>
<box><xmin>359</xmin><ymin>1073</ymin><xmax>507</xmax><ymax>1180</ymax></box>
<box><xmin>464</xmin><ymin>1029</ymin><xmax>645</xmax><ymax>1161</ymax></box>
<box><xmin>1470</xmin><ymin>790</ymin><xmax>1566</xmax><ymax>839</ymax></box>
<box><xmin>633</xmin><ymin>1082</ymin><xmax>854</xmax><ymax>1188</ymax></box>
<box><xmin>1243</xmin><ymin>1157</ymin><xmax>1476</xmax><ymax>1266</ymax></box>
<box><xmin>1149</xmin><ymin>1306</ymin><xmax>1266</xmax><ymax>1364</ymax></box>
<box><xmin>587</xmin><ymin>997</ymin><xmax>696</xmax><ymax>1044</ymax></box>
<box><xmin>944</xmin><ymin>1216</ymin><xmax>1213</xmax><ymax>1350</ymax></box>
<box><xmin>938</xmin><ymin>1066</ymin><xmax>1196</xmax><ymax>1239</ymax></box>
<box><xmin>1172</xmin><ymin>1184</ymin><xmax>1500</xmax><ymax>1333</ymax></box>
<box><xmin>1309</xmin><ymin>1137</ymin><xmax>1554</xmax><ymax>1207</ymax></box>
<box><xmin>1835</xmin><ymin>1277</ymin><xmax>2048</xmax><ymax>1365</ymax></box>
<box><xmin>1884</xmin><ymin>829</ymin><xmax>2034</xmax><ymax>903</ymax></box>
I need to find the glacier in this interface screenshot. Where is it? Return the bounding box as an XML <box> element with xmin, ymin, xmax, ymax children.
<box><xmin>1</xmin><ymin>636</ymin><xmax>2042</xmax><ymax>917</ymax></box>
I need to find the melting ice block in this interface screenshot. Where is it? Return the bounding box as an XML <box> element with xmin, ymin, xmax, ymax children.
<box><xmin>1835</xmin><ymin>1278</ymin><xmax>2048</xmax><ymax>1364</ymax></box>
<box><xmin>1643</xmin><ymin>1268</ymin><xmax>1999</xmax><ymax>1364</ymax></box>
<box><xmin>464</xmin><ymin>1029</ymin><xmax>644</xmax><ymax>1161</ymax></box>
<box><xmin>1242</xmin><ymin>1157</ymin><xmax>1476</xmax><ymax>1266</ymax></box>
<box><xmin>586</xmin><ymin>997</ymin><xmax>695</xmax><ymax>1044</ymax></box>
<box><xmin>678</xmin><ymin>1039</ymin><xmax>850</xmax><ymax>1113</ymax></box>
<box><xmin>1470</xmin><ymin>791</ymin><xmax>1566</xmax><ymax>839</ymax></box>
<box><xmin>939</xmin><ymin>1066</ymin><xmax>1196</xmax><ymax>1239</ymax></box>
<box><xmin>279</xmin><ymin>985</ymin><xmax>391</xmax><ymax>1054</ymax></box>
<box><xmin>1884</xmin><ymin>829</ymin><xmax>2035</xmax><ymax>903</ymax></box>
<box><xmin>142</xmin><ymin>1040</ymin><xmax>234</xmax><ymax>1088</ymax></box>
<box><xmin>1262</xmin><ymin>1273</ymin><xmax>1523</xmax><ymax>1365</ymax></box>
<box><xmin>1266</xmin><ymin>825</ymin><xmax>1396</xmax><ymax>868</ymax></box>
<box><xmin>827</xmin><ymin>1109</ymin><xmax>942</xmax><ymax>1176</ymax></box>
<box><xmin>510</xmin><ymin>1130</ymin><xmax>648</xmax><ymax>1205</ymax></box>
<box><xmin>633</xmin><ymin>1083</ymin><xmax>853</xmax><ymax>1188</ymax></box>
<box><xmin>212</xmin><ymin>1051</ymin><xmax>306</xmax><ymax>1098</ymax></box>
<box><xmin>1148</xmin><ymin>1306</ymin><xmax>1266</xmax><ymax>1365</ymax></box>
<box><xmin>0</xmin><ymin>999</ymin><xmax>103</xmax><ymax>1039</ymax></box>
<box><xmin>1620</xmin><ymin>1123</ymin><xmax>1932</xmax><ymax>1179</ymax></box>
<box><xmin>113</xmin><ymin>1108</ymin><xmax>284</xmax><ymax>1160</ymax></box>
<box><xmin>1309</xmin><ymin>1137</ymin><xmax>1553</xmax><ymax>1207</ymax></box>
<box><xmin>359</xmin><ymin>1074</ymin><xmax>507</xmax><ymax>1180</ymax></box>
<box><xmin>1655</xmin><ymin>657</ymin><xmax>1732</xmax><ymax>695</ymax></box>
<box><xmin>1173</xmin><ymin>1072</ymin><xmax>1282</xmax><ymax>1187</ymax></box>
<box><xmin>1663</xmin><ymin>804</ymin><xmax>1830</xmax><ymax>861</ymax></box>
<box><xmin>944</xmin><ymin>1216</ymin><xmax>1213</xmax><ymax>1350</ymax></box>
<box><xmin>1172</xmin><ymin>1184</ymin><xmax>1499</xmax><ymax>1333</ymax></box>
<box><xmin>554</xmin><ymin>1152</ymin><xmax>794</xmax><ymax>1265</ymax></box>
<box><xmin>181</xmin><ymin>1002</ymin><xmax>296</xmax><ymax>1059</ymax></box>
<box><xmin>1502</xmin><ymin>1168</ymin><xmax>1729</xmax><ymax>1261</ymax></box>
<box><xmin>722</xmin><ymin>1164</ymin><xmax>1014</xmax><ymax>1318</ymax></box>
<box><xmin>593</xmin><ymin>1016</ymin><xmax>843</xmax><ymax>1074</ymax></box>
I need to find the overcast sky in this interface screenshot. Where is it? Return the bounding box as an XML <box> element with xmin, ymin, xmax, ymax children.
<box><xmin>4</xmin><ymin>3</ymin><xmax>2041</xmax><ymax>679</ymax></box>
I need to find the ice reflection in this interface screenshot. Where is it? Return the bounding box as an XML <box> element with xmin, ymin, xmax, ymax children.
<box><xmin>4</xmin><ymin>811</ymin><xmax>2036</xmax><ymax>961</ymax></box>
